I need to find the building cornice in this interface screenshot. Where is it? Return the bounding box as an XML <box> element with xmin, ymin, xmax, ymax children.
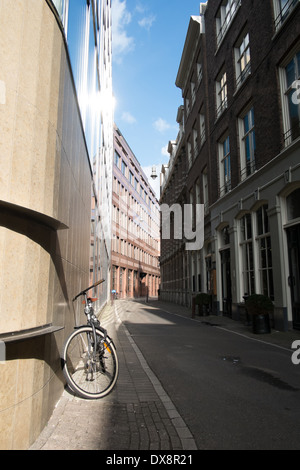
<box><xmin>175</xmin><ymin>16</ymin><xmax>204</xmax><ymax>91</ymax></box>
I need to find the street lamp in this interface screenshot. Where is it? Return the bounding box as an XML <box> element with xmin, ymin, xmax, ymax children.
<box><xmin>151</xmin><ymin>166</ymin><xmax>158</xmax><ymax>179</ymax></box>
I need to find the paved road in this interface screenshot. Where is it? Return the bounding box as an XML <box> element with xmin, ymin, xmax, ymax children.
<box><xmin>30</xmin><ymin>298</ymin><xmax>300</xmax><ymax>451</ymax></box>
<box><xmin>117</xmin><ymin>300</ymin><xmax>300</xmax><ymax>450</ymax></box>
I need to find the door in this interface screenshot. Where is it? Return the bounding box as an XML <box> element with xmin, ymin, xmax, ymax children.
<box><xmin>221</xmin><ymin>249</ymin><xmax>232</xmax><ymax>317</ymax></box>
<box><xmin>287</xmin><ymin>225</ymin><xmax>300</xmax><ymax>330</ymax></box>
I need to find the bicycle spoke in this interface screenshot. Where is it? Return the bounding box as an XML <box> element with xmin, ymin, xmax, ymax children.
<box><xmin>63</xmin><ymin>327</ymin><xmax>118</xmax><ymax>399</ymax></box>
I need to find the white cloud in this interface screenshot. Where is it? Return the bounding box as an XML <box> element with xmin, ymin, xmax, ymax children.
<box><xmin>112</xmin><ymin>0</ymin><xmax>135</xmax><ymax>63</ymax></box>
<box><xmin>138</xmin><ymin>14</ymin><xmax>156</xmax><ymax>31</ymax></box>
<box><xmin>161</xmin><ymin>145</ymin><xmax>169</xmax><ymax>157</ymax></box>
<box><xmin>121</xmin><ymin>111</ymin><xmax>137</xmax><ymax>124</ymax></box>
<box><xmin>153</xmin><ymin>118</ymin><xmax>171</xmax><ymax>133</ymax></box>
<box><xmin>135</xmin><ymin>3</ymin><xmax>146</xmax><ymax>14</ymax></box>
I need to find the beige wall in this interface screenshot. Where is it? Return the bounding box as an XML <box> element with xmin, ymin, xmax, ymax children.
<box><xmin>0</xmin><ymin>0</ymin><xmax>92</xmax><ymax>449</ymax></box>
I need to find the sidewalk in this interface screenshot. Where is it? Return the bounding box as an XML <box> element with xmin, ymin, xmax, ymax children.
<box><xmin>30</xmin><ymin>299</ymin><xmax>300</xmax><ymax>451</ymax></box>
<box><xmin>30</xmin><ymin>301</ymin><xmax>197</xmax><ymax>451</ymax></box>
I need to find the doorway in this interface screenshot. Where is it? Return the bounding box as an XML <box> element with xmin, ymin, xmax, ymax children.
<box><xmin>287</xmin><ymin>225</ymin><xmax>300</xmax><ymax>330</ymax></box>
<box><xmin>221</xmin><ymin>249</ymin><xmax>232</xmax><ymax>317</ymax></box>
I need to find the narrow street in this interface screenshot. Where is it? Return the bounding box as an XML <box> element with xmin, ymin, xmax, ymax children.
<box><xmin>116</xmin><ymin>299</ymin><xmax>300</xmax><ymax>450</ymax></box>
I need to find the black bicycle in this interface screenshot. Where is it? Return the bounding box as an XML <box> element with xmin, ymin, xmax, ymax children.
<box><xmin>62</xmin><ymin>280</ymin><xmax>118</xmax><ymax>399</ymax></box>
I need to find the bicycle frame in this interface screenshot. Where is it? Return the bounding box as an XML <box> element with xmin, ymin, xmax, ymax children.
<box><xmin>63</xmin><ymin>279</ymin><xmax>119</xmax><ymax>399</ymax></box>
<box><xmin>76</xmin><ymin>291</ymin><xmax>109</xmax><ymax>354</ymax></box>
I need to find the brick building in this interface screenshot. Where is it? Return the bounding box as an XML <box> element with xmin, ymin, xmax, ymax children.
<box><xmin>160</xmin><ymin>0</ymin><xmax>300</xmax><ymax>331</ymax></box>
<box><xmin>112</xmin><ymin>125</ymin><xmax>160</xmax><ymax>299</ymax></box>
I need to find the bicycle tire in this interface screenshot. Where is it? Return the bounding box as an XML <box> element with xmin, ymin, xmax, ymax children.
<box><xmin>62</xmin><ymin>326</ymin><xmax>118</xmax><ymax>399</ymax></box>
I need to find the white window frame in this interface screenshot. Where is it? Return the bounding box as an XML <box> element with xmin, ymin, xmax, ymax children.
<box><xmin>234</xmin><ymin>31</ymin><xmax>251</xmax><ymax>89</ymax></box>
<box><xmin>191</xmin><ymin>81</ymin><xmax>196</xmax><ymax>108</ymax></box>
<box><xmin>216</xmin><ymin>68</ymin><xmax>228</xmax><ymax>118</ymax></box>
<box><xmin>197</xmin><ymin>62</ymin><xmax>203</xmax><ymax>87</ymax></box>
<box><xmin>273</xmin><ymin>0</ymin><xmax>299</xmax><ymax>31</ymax></box>
<box><xmin>185</xmin><ymin>96</ymin><xmax>190</xmax><ymax>117</ymax></box>
<box><xmin>238</xmin><ymin>106</ymin><xmax>256</xmax><ymax>180</ymax></box>
<box><xmin>278</xmin><ymin>45</ymin><xmax>300</xmax><ymax>147</ymax></box>
<box><xmin>255</xmin><ymin>205</ymin><xmax>274</xmax><ymax>300</ymax></box>
<box><xmin>202</xmin><ymin>167</ymin><xmax>209</xmax><ymax>214</ymax></box>
<box><xmin>199</xmin><ymin>112</ymin><xmax>206</xmax><ymax>146</ymax></box>
<box><xmin>218</xmin><ymin>135</ymin><xmax>231</xmax><ymax>197</ymax></box>
<box><xmin>216</xmin><ymin>0</ymin><xmax>241</xmax><ymax>48</ymax></box>
<box><xmin>239</xmin><ymin>213</ymin><xmax>255</xmax><ymax>296</ymax></box>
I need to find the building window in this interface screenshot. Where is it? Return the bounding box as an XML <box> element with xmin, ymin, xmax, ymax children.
<box><xmin>221</xmin><ymin>225</ymin><xmax>230</xmax><ymax>247</ymax></box>
<box><xmin>240</xmin><ymin>213</ymin><xmax>255</xmax><ymax>296</ymax></box>
<box><xmin>112</xmin><ymin>266</ymin><xmax>118</xmax><ymax>291</ymax></box>
<box><xmin>121</xmin><ymin>160</ymin><xmax>127</xmax><ymax>177</ymax></box>
<box><xmin>197</xmin><ymin>62</ymin><xmax>203</xmax><ymax>86</ymax></box>
<box><xmin>129</xmin><ymin>170</ymin><xmax>134</xmax><ymax>186</ymax></box>
<box><xmin>279</xmin><ymin>49</ymin><xmax>300</xmax><ymax>146</ymax></box>
<box><xmin>114</xmin><ymin>151</ymin><xmax>121</xmax><ymax>168</ymax></box>
<box><xmin>216</xmin><ymin>0</ymin><xmax>241</xmax><ymax>48</ymax></box>
<box><xmin>185</xmin><ymin>96</ymin><xmax>190</xmax><ymax>117</ymax></box>
<box><xmin>191</xmin><ymin>81</ymin><xmax>196</xmax><ymax>108</ymax></box>
<box><xmin>216</xmin><ymin>68</ymin><xmax>228</xmax><ymax>118</ymax></box>
<box><xmin>199</xmin><ymin>113</ymin><xmax>206</xmax><ymax>146</ymax></box>
<box><xmin>187</xmin><ymin>139</ymin><xmax>192</xmax><ymax>169</ymax></box>
<box><xmin>287</xmin><ymin>188</ymin><xmax>300</xmax><ymax>220</ymax></box>
<box><xmin>202</xmin><ymin>167</ymin><xmax>209</xmax><ymax>214</ymax></box>
<box><xmin>219</xmin><ymin>135</ymin><xmax>231</xmax><ymax>197</ymax></box>
<box><xmin>256</xmin><ymin>205</ymin><xmax>274</xmax><ymax>300</ymax></box>
<box><xmin>239</xmin><ymin>106</ymin><xmax>256</xmax><ymax>180</ymax></box>
<box><xmin>273</xmin><ymin>0</ymin><xmax>299</xmax><ymax>31</ymax></box>
<box><xmin>234</xmin><ymin>31</ymin><xmax>251</xmax><ymax>89</ymax></box>
<box><xmin>193</xmin><ymin>126</ymin><xmax>198</xmax><ymax>160</ymax></box>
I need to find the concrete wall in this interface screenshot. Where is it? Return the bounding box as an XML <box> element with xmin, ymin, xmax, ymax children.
<box><xmin>0</xmin><ymin>0</ymin><xmax>92</xmax><ymax>449</ymax></box>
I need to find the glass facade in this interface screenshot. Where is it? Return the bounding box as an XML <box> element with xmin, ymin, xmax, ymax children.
<box><xmin>52</xmin><ymin>0</ymin><xmax>113</xmax><ymax>168</ymax></box>
<box><xmin>52</xmin><ymin>0</ymin><xmax>69</xmax><ymax>24</ymax></box>
<box><xmin>51</xmin><ymin>0</ymin><xmax>113</xmax><ymax>305</ymax></box>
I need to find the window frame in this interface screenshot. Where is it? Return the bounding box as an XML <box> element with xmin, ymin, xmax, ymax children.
<box><xmin>256</xmin><ymin>205</ymin><xmax>274</xmax><ymax>300</ymax></box>
<box><xmin>234</xmin><ymin>30</ymin><xmax>251</xmax><ymax>89</ymax></box>
<box><xmin>216</xmin><ymin>67</ymin><xmax>228</xmax><ymax>118</ymax></box>
<box><xmin>238</xmin><ymin>106</ymin><xmax>256</xmax><ymax>180</ymax></box>
<box><xmin>218</xmin><ymin>135</ymin><xmax>231</xmax><ymax>197</ymax></box>
<box><xmin>279</xmin><ymin>47</ymin><xmax>300</xmax><ymax>146</ymax></box>
<box><xmin>273</xmin><ymin>0</ymin><xmax>299</xmax><ymax>31</ymax></box>
<box><xmin>239</xmin><ymin>213</ymin><xmax>255</xmax><ymax>296</ymax></box>
<box><xmin>216</xmin><ymin>0</ymin><xmax>241</xmax><ymax>49</ymax></box>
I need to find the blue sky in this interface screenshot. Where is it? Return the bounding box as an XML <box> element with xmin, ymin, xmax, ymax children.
<box><xmin>111</xmin><ymin>0</ymin><xmax>204</xmax><ymax>197</ymax></box>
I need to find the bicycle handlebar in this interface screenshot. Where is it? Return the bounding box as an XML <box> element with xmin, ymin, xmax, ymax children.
<box><xmin>72</xmin><ymin>279</ymin><xmax>105</xmax><ymax>302</ymax></box>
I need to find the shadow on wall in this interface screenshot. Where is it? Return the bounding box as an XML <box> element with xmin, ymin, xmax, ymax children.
<box><xmin>0</xmin><ymin>201</ymin><xmax>70</xmax><ymax>306</ymax></box>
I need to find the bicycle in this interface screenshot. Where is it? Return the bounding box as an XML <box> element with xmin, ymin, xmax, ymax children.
<box><xmin>62</xmin><ymin>279</ymin><xmax>119</xmax><ymax>399</ymax></box>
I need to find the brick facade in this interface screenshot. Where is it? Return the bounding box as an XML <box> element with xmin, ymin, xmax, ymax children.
<box><xmin>160</xmin><ymin>0</ymin><xmax>300</xmax><ymax>331</ymax></box>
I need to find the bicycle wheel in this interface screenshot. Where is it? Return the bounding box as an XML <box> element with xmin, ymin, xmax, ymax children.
<box><xmin>62</xmin><ymin>326</ymin><xmax>118</xmax><ymax>399</ymax></box>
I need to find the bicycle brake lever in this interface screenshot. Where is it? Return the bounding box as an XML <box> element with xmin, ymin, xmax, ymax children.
<box><xmin>72</xmin><ymin>292</ymin><xmax>83</xmax><ymax>302</ymax></box>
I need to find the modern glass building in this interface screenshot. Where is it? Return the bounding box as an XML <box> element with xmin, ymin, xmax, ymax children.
<box><xmin>0</xmin><ymin>0</ymin><xmax>113</xmax><ymax>449</ymax></box>
<box><xmin>53</xmin><ymin>0</ymin><xmax>114</xmax><ymax>306</ymax></box>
